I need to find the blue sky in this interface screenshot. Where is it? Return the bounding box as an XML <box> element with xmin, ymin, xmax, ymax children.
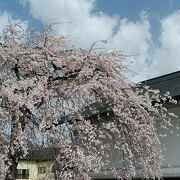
<box><xmin>0</xmin><ymin>0</ymin><xmax>180</xmax><ymax>81</ymax></box>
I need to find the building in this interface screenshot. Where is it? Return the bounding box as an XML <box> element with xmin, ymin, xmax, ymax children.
<box><xmin>16</xmin><ymin>148</ymin><xmax>55</xmax><ymax>180</ymax></box>
<box><xmin>141</xmin><ymin>71</ymin><xmax>180</xmax><ymax>180</ymax></box>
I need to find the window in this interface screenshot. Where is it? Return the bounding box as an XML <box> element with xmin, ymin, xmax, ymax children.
<box><xmin>38</xmin><ymin>167</ymin><xmax>46</xmax><ymax>174</ymax></box>
<box><xmin>16</xmin><ymin>169</ymin><xmax>29</xmax><ymax>179</ymax></box>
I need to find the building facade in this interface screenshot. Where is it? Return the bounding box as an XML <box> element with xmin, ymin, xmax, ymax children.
<box><xmin>16</xmin><ymin>160</ymin><xmax>54</xmax><ymax>180</ymax></box>
<box><xmin>15</xmin><ymin>148</ymin><xmax>55</xmax><ymax>180</ymax></box>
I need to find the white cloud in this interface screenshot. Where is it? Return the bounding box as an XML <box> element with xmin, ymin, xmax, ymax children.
<box><xmin>144</xmin><ymin>10</ymin><xmax>180</xmax><ymax>79</ymax></box>
<box><xmin>23</xmin><ymin>0</ymin><xmax>151</xmax><ymax>80</ymax></box>
<box><xmin>0</xmin><ymin>11</ymin><xmax>10</xmax><ymax>33</ymax></box>
<box><xmin>19</xmin><ymin>0</ymin><xmax>28</xmax><ymax>7</ymax></box>
<box><xmin>107</xmin><ymin>15</ymin><xmax>151</xmax><ymax>76</ymax></box>
<box><xmin>26</xmin><ymin>0</ymin><xmax>118</xmax><ymax>47</ymax></box>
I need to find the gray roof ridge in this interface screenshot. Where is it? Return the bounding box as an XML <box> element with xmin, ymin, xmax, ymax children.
<box><xmin>141</xmin><ymin>71</ymin><xmax>180</xmax><ymax>85</ymax></box>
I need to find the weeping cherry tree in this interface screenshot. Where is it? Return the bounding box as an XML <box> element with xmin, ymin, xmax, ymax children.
<box><xmin>0</xmin><ymin>22</ymin><xmax>176</xmax><ymax>180</ymax></box>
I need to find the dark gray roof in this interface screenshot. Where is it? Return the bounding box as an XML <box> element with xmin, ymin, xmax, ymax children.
<box><xmin>141</xmin><ymin>71</ymin><xmax>180</xmax><ymax>98</ymax></box>
<box><xmin>21</xmin><ymin>147</ymin><xmax>55</xmax><ymax>161</ymax></box>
